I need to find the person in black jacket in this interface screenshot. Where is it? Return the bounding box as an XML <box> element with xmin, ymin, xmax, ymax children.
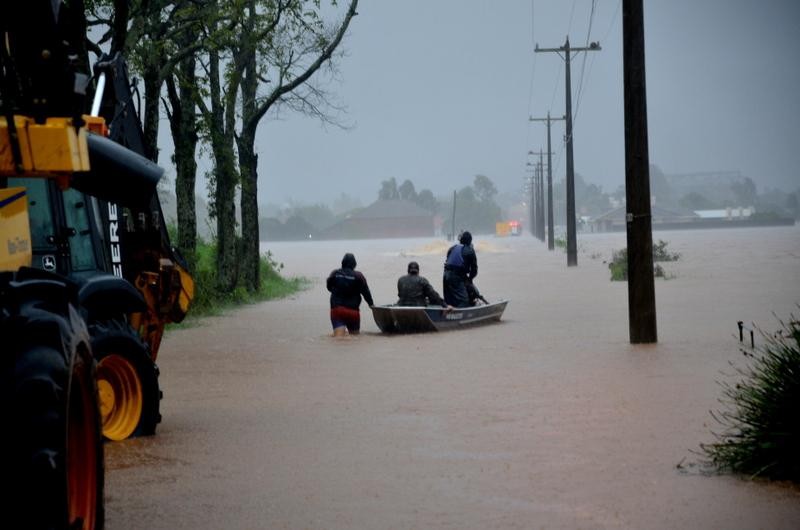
<box><xmin>443</xmin><ymin>231</ymin><xmax>478</xmax><ymax>307</ymax></box>
<box><xmin>397</xmin><ymin>261</ymin><xmax>449</xmax><ymax>308</ymax></box>
<box><xmin>327</xmin><ymin>253</ymin><xmax>374</xmax><ymax>336</ymax></box>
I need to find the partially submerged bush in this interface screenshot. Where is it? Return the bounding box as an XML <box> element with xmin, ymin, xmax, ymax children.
<box><xmin>608</xmin><ymin>247</ymin><xmax>666</xmax><ymax>281</ymax></box>
<box><xmin>653</xmin><ymin>239</ymin><xmax>681</xmax><ymax>262</ymax></box>
<box><xmin>701</xmin><ymin>316</ymin><xmax>800</xmax><ymax>481</ymax></box>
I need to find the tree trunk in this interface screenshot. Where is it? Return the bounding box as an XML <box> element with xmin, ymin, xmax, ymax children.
<box><xmin>208</xmin><ymin>47</ymin><xmax>239</xmax><ymax>292</ymax></box>
<box><xmin>166</xmin><ymin>53</ymin><xmax>198</xmax><ymax>272</ymax></box>
<box><xmin>142</xmin><ymin>62</ymin><xmax>161</xmax><ymax>163</ymax></box>
<box><xmin>237</xmin><ymin>29</ymin><xmax>260</xmax><ymax>292</ymax></box>
<box><xmin>214</xmin><ymin>151</ymin><xmax>238</xmax><ymax>292</ymax></box>
<box><xmin>238</xmin><ymin>138</ymin><xmax>259</xmax><ymax>292</ymax></box>
<box><xmin>110</xmin><ymin>0</ymin><xmax>129</xmax><ymax>54</ymax></box>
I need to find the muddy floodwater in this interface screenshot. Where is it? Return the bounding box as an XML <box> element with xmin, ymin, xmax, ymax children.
<box><xmin>105</xmin><ymin>226</ymin><xmax>800</xmax><ymax>529</ymax></box>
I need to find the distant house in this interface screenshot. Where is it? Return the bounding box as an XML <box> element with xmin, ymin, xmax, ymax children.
<box><xmin>320</xmin><ymin>199</ymin><xmax>435</xmax><ymax>239</ymax></box>
<box><xmin>589</xmin><ymin>205</ymin><xmax>699</xmax><ymax>233</ymax></box>
<box><xmin>589</xmin><ymin>204</ymin><xmax>793</xmax><ymax>232</ymax></box>
<box><xmin>694</xmin><ymin>207</ymin><xmax>754</xmax><ymax>220</ymax></box>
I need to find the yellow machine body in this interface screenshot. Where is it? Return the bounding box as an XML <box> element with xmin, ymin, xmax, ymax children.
<box><xmin>1</xmin><ymin>116</ymin><xmax>87</xmax><ymax>176</ymax></box>
<box><xmin>129</xmin><ymin>258</ymin><xmax>195</xmax><ymax>360</ymax></box>
<box><xmin>0</xmin><ymin>186</ymin><xmax>32</xmax><ymax>271</ymax></box>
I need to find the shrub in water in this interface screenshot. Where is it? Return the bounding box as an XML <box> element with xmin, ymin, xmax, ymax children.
<box><xmin>702</xmin><ymin>316</ymin><xmax>800</xmax><ymax>481</ymax></box>
<box><xmin>653</xmin><ymin>239</ymin><xmax>681</xmax><ymax>262</ymax></box>
<box><xmin>608</xmin><ymin>240</ymin><xmax>676</xmax><ymax>281</ymax></box>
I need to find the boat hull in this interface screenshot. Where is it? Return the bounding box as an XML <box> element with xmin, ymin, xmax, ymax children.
<box><xmin>371</xmin><ymin>300</ymin><xmax>508</xmax><ymax>333</ymax></box>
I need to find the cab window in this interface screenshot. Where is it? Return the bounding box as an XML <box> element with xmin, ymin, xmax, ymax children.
<box><xmin>62</xmin><ymin>188</ymin><xmax>98</xmax><ymax>272</ymax></box>
<box><xmin>7</xmin><ymin>177</ymin><xmax>57</xmax><ymax>251</ymax></box>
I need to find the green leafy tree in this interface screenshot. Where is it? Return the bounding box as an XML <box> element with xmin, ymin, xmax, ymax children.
<box><xmin>236</xmin><ymin>0</ymin><xmax>359</xmax><ymax>291</ymax></box>
<box><xmin>553</xmin><ymin>172</ymin><xmax>612</xmax><ymax>221</ymax></box>
<box><xmin>378</xmin><ymin>177</ymin><xmax>400</xmax><ymax>200</ymax></box>
<box><xmin>443</xmin><ymin>184</ymin><xmax>501</xmax><ymax>235</ymax></box>
<box><xmin>87</xmin><ymin>1</ymin><xmax>211</xmax><ymax>271</ymax></box>
<box><xmin>415</xmin><ymin>189</ymin><xmax>438</xmax><ymax>213</ymax></box>
<box><xmin>398</xmin><ymin>179</ymin><xmax>417</xmax><ymax>202</ymax></box>
<box><xmin>473</xmin><ymin>174</ymin><xmax>498</xmax><ymax>203</ymax></box>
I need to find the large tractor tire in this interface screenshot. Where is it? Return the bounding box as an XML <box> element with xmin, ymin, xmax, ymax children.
<box><xmin>90</xmin><ymin>320</ymin><xmax>161</xmax><ymax>440</ymax></box>
<box><xmin>1</xmin><ymin>271</ymin><xmax>104</xmax><ymax>529</ymax></box>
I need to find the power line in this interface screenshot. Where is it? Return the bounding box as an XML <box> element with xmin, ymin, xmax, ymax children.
<box><xmin>603</xmin><ymin>0</ymin><xmax>622</xmax><ymax>43</ymax></box>
<box><xmin>574</xmin><ymin>0</ymin><xmax>598</xmax><ymax>123</ymax></box>
<box><xmin>530</xmin><ymin>0</ymin><xmax>536</xmax><ymax>48</ymax></box>
<box><xmin>526</xmin><ymin>52</ymin><xmax>538</xmax><ymax>141</ymax></box>
<box><xmin>525</xmin><ymin>0</ymin><xmax>537</xmax><ymax>197</ymax></box>
<box><xmin>567</xmin><ymin>0</ymin><xmax>578</xmax><ymax>36</ymax></box>
<box><xmin>574</xmin><ymin>52</ymin><xmax>598</xmax><ymax>126</ymax></box>
<box><xmin>548</xmin><ymin>61</ymin><xmax>563</xmax><ymax>112</ymax></box>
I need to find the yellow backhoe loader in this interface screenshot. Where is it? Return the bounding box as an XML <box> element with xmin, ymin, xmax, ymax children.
<box><xmin>2</xmin><ymin>1</ymin><xmax>193</xmax><ymax>527</ymax></box>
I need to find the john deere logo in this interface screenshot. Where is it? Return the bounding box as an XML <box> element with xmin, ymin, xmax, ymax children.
<box><xmin>108</xmin><ymin>202</ymin><xmax>123</xmax><ymax>277</ymax></box>
<box><xmin>42</xmin><ymin>255</ymin><xmax>56</xmax><ymax>271</ymax></box>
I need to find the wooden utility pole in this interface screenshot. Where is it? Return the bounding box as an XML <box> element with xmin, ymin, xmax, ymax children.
<box><xmin>537</xmin><ymin>152</ymin><xmax>546</xmax><ymax>242</ymax></box>
<box><xmin>527</xmin><ymin>153</ymin><xmax>545</xmax><ymax>242</ymax></box>
<box><xmin>622</xmin><ymin>0</ymin><xmax>657</xmax><ymax>343</ymax></box>
<box><xmin>536</xmin><ymin>38</ymin><xmax>601</xmax><ymax>266</ymax></box>
<box><xmin>526</xmin><ymin>162</ymin><xmax>537</xmax><ymax>236</ymax></box>
<box><xmin>530</xmin><ymin>113</ymin><xmax>565</xmax><ymax>250</ymax></box>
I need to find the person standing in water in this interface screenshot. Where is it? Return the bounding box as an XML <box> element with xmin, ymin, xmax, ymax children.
<box><xmin>327</xmin><ymin>253</ymin><xmax>374</xmax><ymax>336</ymax></box>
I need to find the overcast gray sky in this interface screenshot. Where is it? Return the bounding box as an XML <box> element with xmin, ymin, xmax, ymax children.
<box><xmin>188</xmin><ymin>0</ymin><xmax>800</xmax><ymax>207</ymax></box>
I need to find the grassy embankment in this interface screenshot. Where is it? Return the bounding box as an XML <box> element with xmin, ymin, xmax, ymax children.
<box><xmin>176</xmin><ymin>239</ymin><xmax>309</xmax><ymax>323</ymax></box>
<box><xmin>702</xmin><ymin>315</ymin><xmax>800</xmax><ymax>482</ymax></box>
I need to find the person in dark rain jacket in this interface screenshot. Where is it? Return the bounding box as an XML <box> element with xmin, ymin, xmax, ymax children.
<box><xmin>327</xmin><ymin>253</ymin><xmax>373</xmax><ymax>336</ymax></box>
<box><xmin>397</xmin><ymin>261</ymin><xmax>449</xmax><ymax>308</ymax></box>
<box><xmin>443</xmin><ymin>231</ymin><xmax>478</xmax><ymax>307</ymax></box>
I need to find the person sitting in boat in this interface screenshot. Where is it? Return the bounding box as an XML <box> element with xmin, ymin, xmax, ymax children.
<box><xmin>397</xmin><ymin>261</ymin><xmax>450</xmax><ymax>308</ymax></box>
<box><xmin>443</xmin><ymin>230</ymin><xmax>478</xmax><ymax>308</ymax></box>
<box><xmin>327</xmin><ymin>253</ymin><xmax>374</xmax><ymax>336</ymax></box>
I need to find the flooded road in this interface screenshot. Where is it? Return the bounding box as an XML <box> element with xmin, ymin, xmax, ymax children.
<box><xmin>105</xmin><ymin>226</ymin><xmax>800</xmax><ymax>529</ymax></box>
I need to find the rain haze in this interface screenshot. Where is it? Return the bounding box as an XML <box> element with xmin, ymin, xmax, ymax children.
<box><xmin>188</xmin><ymin>0</ymin><xmax>800</xmax><ymax>209</ymax></box>
<box><xmin>101</xmin><ymin>2</ymin><xmax>800</xmax><ymax>526</ymax></box>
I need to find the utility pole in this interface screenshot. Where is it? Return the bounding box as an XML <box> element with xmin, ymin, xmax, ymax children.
<box><xmin>530</xmin><ymin>113</ymin><xmax>565</xmax><ymax>250</ymax></box>
<box><xmin>537</xmin><ymin>151</ymin><xmax>545</xmax><ymax>242</ymax></box>
<box><xmin>622</xmin><ymin>0</ymin><xmax>657</xmax><ymax>343</ymax></box>
<box><xmin>529</xmin><ymin>148</ymin><xmax>552</xmax><ymax>244</ymax></box>
<box><xmin>527</xmin><ymin>154</ymin><xmax>544</xmax><ymax>242</ymax></box>
<box><xmin>526</xmin><ymin>161</ymin><xmax>537</xmax><ymax>236</ymax></box>
<box><xmin>536</xmin><ymin>38</ymin><xmax>601</xmax><ymax>266</ymax></box>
